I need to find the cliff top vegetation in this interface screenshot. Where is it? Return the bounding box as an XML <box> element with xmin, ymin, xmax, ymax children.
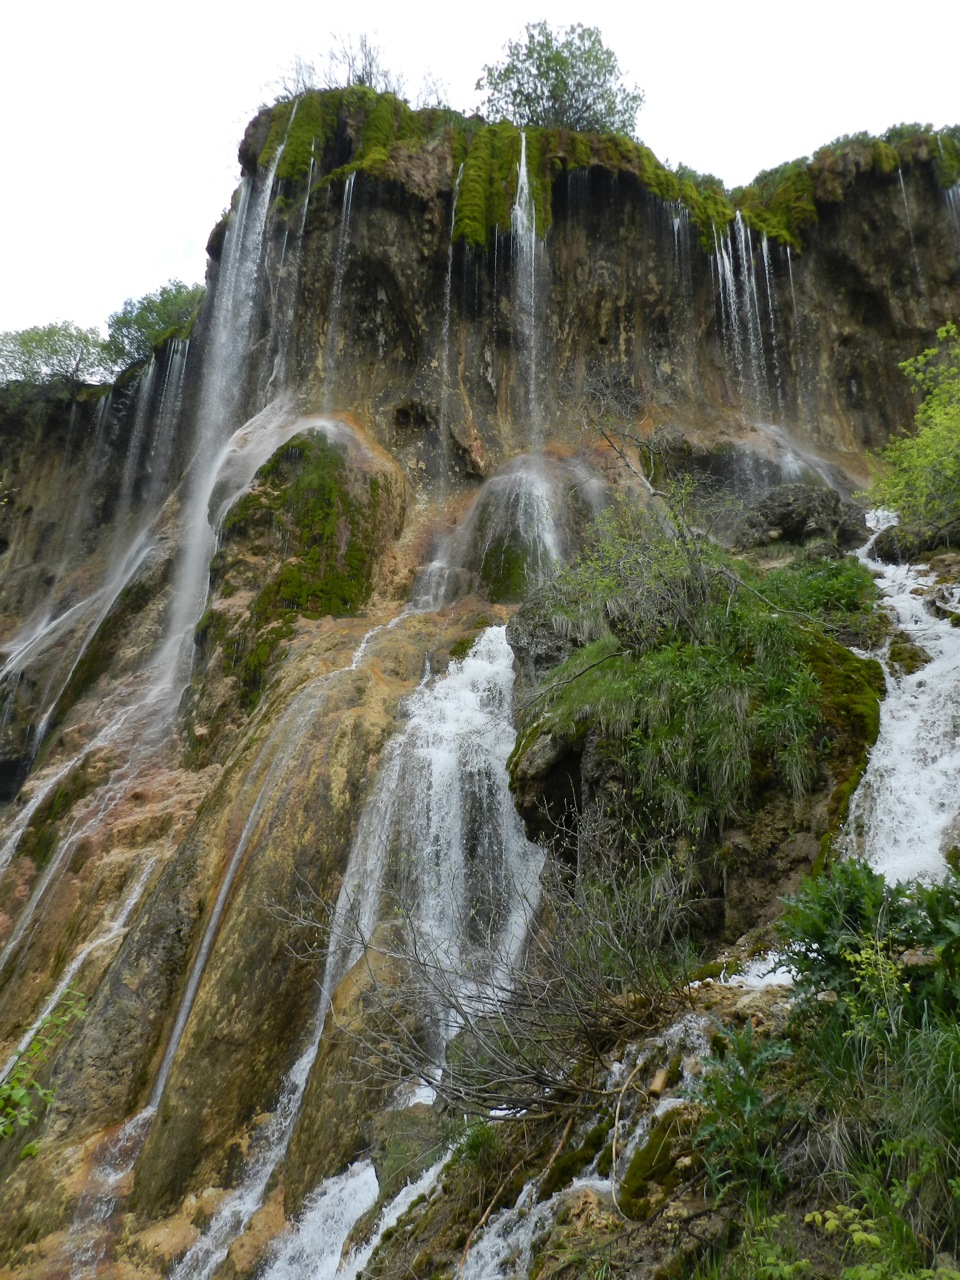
<box><xmin>478</xmin><ymin>22</ymin><xmax>644</xmax><ymax>137</ymax></box>
<box><xmin>253</xmin><ymin>83</ymin><xmax>960</xmax><ymax>252</ymax></box>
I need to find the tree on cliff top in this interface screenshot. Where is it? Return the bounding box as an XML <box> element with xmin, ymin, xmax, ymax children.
<box><xmin>106</xmin><ymin>279</ymin><xmax>204</xmax><ymax>370</ymax></box>
<box><xmin>0</xmin><ymin>322</ymin><xmax>110</xmax><ymax>389</ymax></box>
<box><xmin>479</xmin><ymin>23</ymin><xmax>644</xmax><ymax>137</ymax></box>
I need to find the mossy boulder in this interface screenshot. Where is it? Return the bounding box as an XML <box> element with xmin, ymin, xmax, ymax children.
<box><xmin>190</xmin><ymin>424</ymin><xmax>405</xmax><ymax>747</ymax></box>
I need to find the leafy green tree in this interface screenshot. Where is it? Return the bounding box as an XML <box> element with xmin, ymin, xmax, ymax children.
<box><xmin>106</xmin><ymin>278</ymin><xmax>204</xmax><ymax>369</ymax></box>
<box><xmin>871</xmin><ymin>322</ymin><xmax>960</xmax><ymax>542</ymax></box>
<box><xmin>0</xmin><ymin>322</ymin><xmax>110</xmax><ymax>388</ymax></box>
<box><xmin>479</xmin><ymin>22</ymin><xmax>644</xmax><ymax>136</ymax></box>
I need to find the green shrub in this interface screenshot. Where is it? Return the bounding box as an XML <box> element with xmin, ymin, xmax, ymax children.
<box><xmin>1</xmin><ymin>990</ymin><xmax>85</xmax><ymax>1142</ymax></box>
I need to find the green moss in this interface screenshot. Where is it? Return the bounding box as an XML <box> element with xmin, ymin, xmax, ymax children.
<box><xmin>256</xmin><ymin>88</ymin><xmax>960</xmax><ymax>258</ymax></box>
<box><xmin>210</xmin><ymin>432</ymin><xmax>386</xmax><ymax>710</ymax></box>
<box><xmin>453</xmin><ymin>122</ymin><xmax>523</xmax><ymax>247</ymax></box>
<box><xmin>448</xmin><ymin>634</ymin><xmax>478</xmax><ymax>662</ymax></box>
<box><xmin>805</xmin><ymin>636</ymin><xmax>884</xmax><ymax>863</ymax></box>
<box><xmin>933</xmin><ymin>128</ymin><xmax>960</xmax><ymax>187</ymax></box>
<box><xmin>734</xmin><ymin>161</ymin><xmax>817</xmax><ymax>250</ymax></box>
<box><xmin>538</xmin><ymin>1121</ymin><xmax>611</xmax><ymax>1199</ymax></box>
<box><xmin>619</xmin><ymin>1109</ymin><xmax>696</xmax><ymax>1217</ymax></box>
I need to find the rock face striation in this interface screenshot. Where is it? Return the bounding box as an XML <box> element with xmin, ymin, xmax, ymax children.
<box><xmin>0</xmin><ymin>91</ymin><xmax>958</xmax><ymax>1277</ymax></box>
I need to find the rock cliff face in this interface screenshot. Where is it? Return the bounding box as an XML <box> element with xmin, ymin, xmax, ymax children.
<box><xmin>0</xmin><ymin>91</ymin><xmax>958</xmax><ymax>1278</ymax></box>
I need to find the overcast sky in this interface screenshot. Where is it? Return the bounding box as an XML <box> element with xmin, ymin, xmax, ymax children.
<box><xmin>4</xmin><ymin>0</ymin><xmax>958</xmax><ymax>333</ymax></box>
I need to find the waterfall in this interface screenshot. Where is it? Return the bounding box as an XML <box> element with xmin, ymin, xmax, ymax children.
<box><xmin>898</xmin><ymin>169</ymin><xmax>927</xmax><ymax>304</ymax></box>
<box><xmin>947</xmin><ymin>182</ymin><xmax>960</xmax><ymax>244</ymax></box>
<box><xmin>147</xmin><ymin>673</ymin><xmax>332</xmax><ymax>1112</ymax></box>
<box><xmin>261</xmin><ymin>1155</ymin><xmax>445</xmax><ymax>1280</ymax></box>
<box><xmin>109</xmin><ymin>357</ymin><xmax>159</xmax><ymax>568</ymax></box>
<box><xmin>713</xmin><ymin>214</ymin><xmax>785</xmax><ymax>421</ymax></box>
<box><xmin>0</xmin><ymin>688</ymin><xmax>168</xmax><ymax>971</ymax></box>
<box><xmin>760</xmin><ymin>234</ymin><xmax>785</xmax><ymax>415</ymax></box>
<box><xmin>144</xmin><ymin>337</ymin><xmax>191</xmax><ymax>513</ymax></box>
<box><xmin>713</xmin><ymin>225</ymin><xmax>744</xmax><ymax>394</ymax></box>
<box><xmin>0</xmin><ymin>857</ymin><xmax>156</xmax><ymax>1086</ymax></box>
<box><xmin>786</xmin><ymin>244</ymin><xmax>803</xmax><ymax>388</ymax></box>
<box><xmin>511</xmin><ymin>133</ymin><xmax>543</xmax><ymax>441</ymax></box>
<box><xmin>171</xmin><ymin>626</ymin><xmax>542</xmax><ymax>1279</ymax></box>
<box><xmin>736</xmin><ymin>216</ymin><xmax>768</xmax><ymax>415</ymax></box>
<box><xmin>153</xmin><ymin>148</ymin><xmax>287</xmax><ymax>702</ymax></box>
<box><xmin>439</xmin><ymin>162</ymin><xmax>465</xmax><ymax>483</ymax></box>
<box><xmin>322</xmin><ymin>171</ymin><xmax>357</xmax><ymax>409</ymax></box>
<box><xmin>410</xmin><ymin>453</ymin><xmax>603</xmax><ymax>610</ymax></box>
<box><xmin>842</xmin><ymin>514</ymin><xmax>960</xmax><ymax>883</ymax></box>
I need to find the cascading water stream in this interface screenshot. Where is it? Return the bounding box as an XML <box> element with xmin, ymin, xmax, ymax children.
<box><xmin>148</xmin><ymin>674</ymin><xmax>334</xmax><ymax>1112</ymax></box>
<box><xmin>260</xmin><ymin>1153</ymin><xmax>446</xmax><ymax>1280</ymax></box>
<box><xmin>0</xmin><ymin>692</ymin><xmax>169</xmax><ymax>971</ymax></box>
<box><xmin>842</xmin><ymin>513</ymin><xmax>960</xmax><ymax>882</ymax></box>
<box><xmin>460</xmin><ymin>1014</ymin><xmax>711</xmax><ymax>1279</ymax></box>
<box><xmin>511</xmin><ymin>133</ymin><xmax>542</xmax><ymax>442</ymax></box>
<box><xmin>759</xmin><ymin>233</ymin><xmax>785</xmax><ymax>414</ymax></box>
<box><xmin>322</xmin><ymin>171</ymin><xmax>357</xmax><ymax>410</ymax></box>
<box><xmin>410</xmin><ymin>453</ymin><xmax>601</xmax><ymax>610</ymax></box>
<box><xmin>714</xmin><ymin>214</ymin><xmax>785</xmax><ymax>419</ymax></box>
<box><xmin>0</xmin><ymin>857</ymin><xmax>156</xmax><ymax>1085</ymax></box>
<box><xmin>438</xmin><ymin>162</ymin><xmax>465</xmax><ymax>485</ymax></box>
<box><xmin>171</xmin><ymin>626</ymin><xmax>542</xmax><ymax>1280</ymax></box>
<box><xmin>154</xmin><ymin>135</ymin><xmax>290</xmax><ymax>705</ymax></box>
<box><xmin>109</xmin><ymin>357</ymin><xmax>159</xmax><ymax>568</ymax></box>
<box><xmin>63</xmin><ymin>611</ymin><xmax>386</xmax><ymax>1277</ymax></box>
<box><xmin>946</xmin><ymin>182</ymin><xmax>960</xmax><ymax>243</ymax></box>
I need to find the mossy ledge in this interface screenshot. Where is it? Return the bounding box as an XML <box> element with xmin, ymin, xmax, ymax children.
<box><xmin>246</xmin><ymin>89</ymin><xmax>960</xmax><ymax>252</ymax></box>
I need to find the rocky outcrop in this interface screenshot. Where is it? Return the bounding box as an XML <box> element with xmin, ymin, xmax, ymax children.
<box><xmin>732</xmin><ymin>482</ymin><xmax>868</xmax><ymax>554</ymax></box>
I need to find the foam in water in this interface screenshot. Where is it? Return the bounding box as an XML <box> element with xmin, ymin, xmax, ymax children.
<box><xmin>842</xmin><ymin>512</ymin><xmax>960</xmax><ymax>882</ymax></box>
<box><xmin>262</xmin><ymin>1155</ymin><xmax>445</xmax><ymax>1280</ymax></box>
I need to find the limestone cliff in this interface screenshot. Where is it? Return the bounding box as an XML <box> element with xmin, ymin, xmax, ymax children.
<box><xmin>0</xmin><ymin>91</ymin><xmax>957</xmax><ymax>1280</ymax></box>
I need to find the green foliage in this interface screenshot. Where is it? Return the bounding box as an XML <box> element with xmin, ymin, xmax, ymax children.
<box><xmin>763</xmin><ymin>557</ymin><xmax>881</xmax><ymax>646</ymax></box>
<box><xmin>0</xmin><ymin>322</ymin><xmax>111</xmax><ymax>388</ymax></box>
<box><xmin>105</xmin><ymin>280</ymin><xmax>204</xmax><ymax>369</ymax></box>
<box><xmin>457</xmin><ymin>1121</ymin><xmax>504</xmax><ymax>1180</ymax></box>
<box><xmin>734</xmin><ymin>159</ymin><xmax>818</xmax><ymax>249</ymax></box>
<box><xmin>1</xmin><ymin>991</ymin><xmax>85</xmax><ymax>1142</ymax></box>
<box><xmin>527</xmin><ymin>494</ymin><xmax>840</xmax><ymax>845</ymax></box>
<box><xmin>771</xmin><ymin>860</ymin><xmax>960</xmax><ymax>1255</ymax></box>
<box><xmin>693</xmin><ymin>1206</ymin><xmax>960</xmax><ymax>1280</ymax></box>
<box><xmin>479</xmin><ymin>22</ymin><xmax>644</xmax><ymax>137</ymax></box>
<box><xmin>780</xmin><ymin>859</ymin><xmax>960</xmax><ymax>1018</ymax></box>
<box><xmin>870</xmin><ymin>323</ymin><xmax>960</xmax><ymax>544</ymax></box>
<box><xmin>694</xmin><ymin>1020</ymin><xmax>796</xmax><ymax>1196</ymax></box>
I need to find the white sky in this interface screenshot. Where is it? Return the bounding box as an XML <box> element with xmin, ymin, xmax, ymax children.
<box><xmin>3</xmin><ymin>0</ymin><xmax>957</xmax><ymax>333</ymax></box>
